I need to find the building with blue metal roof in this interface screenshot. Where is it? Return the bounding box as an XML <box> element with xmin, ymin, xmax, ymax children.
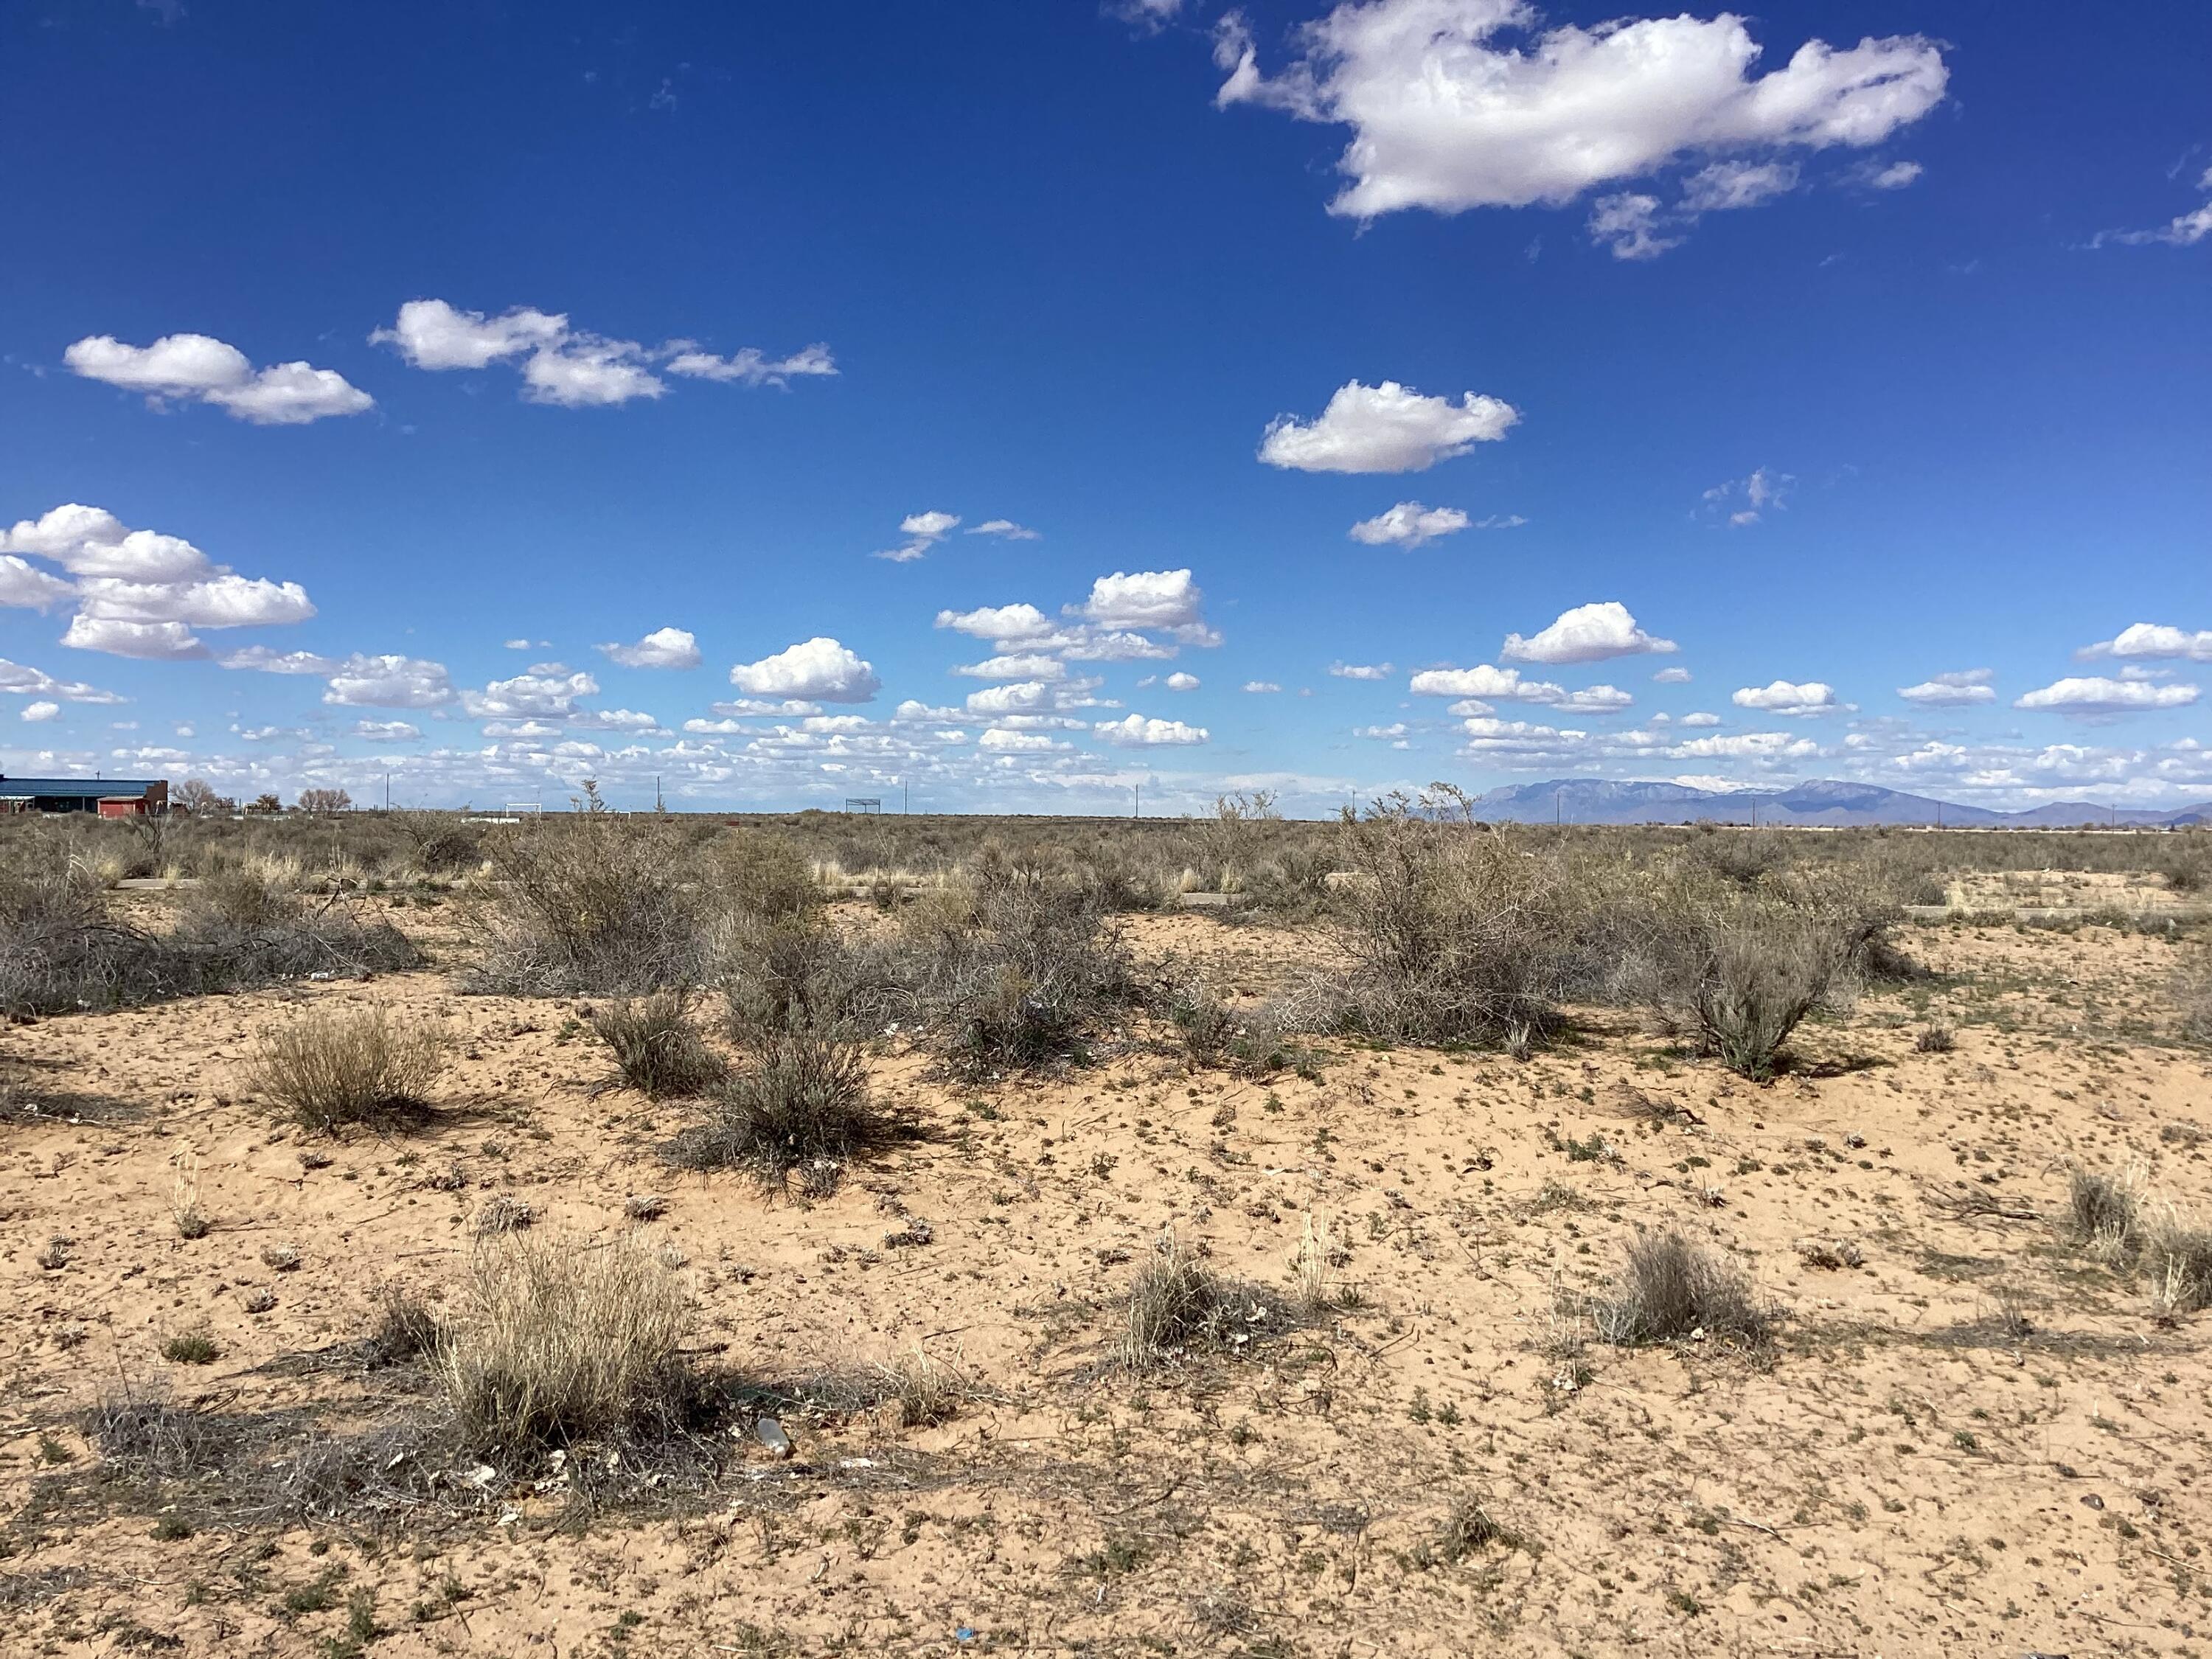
<box><xmin>0</xmin><ymin>776</ymin><xmax>169</xmax><ymax>816</ymax></box>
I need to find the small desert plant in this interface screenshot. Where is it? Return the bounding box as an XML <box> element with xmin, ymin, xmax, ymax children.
<box><xmin>590</xmin><ymin>991</ymin><xmax>727</xmax><ymax>1099</ymax></box>
<box><xmin>1916</xmin><ymin>1023</ymin><xmax>1956</xmax><ymax>1054</ymax></box>
<box><xmin>171</xmin><ymin>1150</ymin><xmax>208</xmax><ymax>1239</ymax></box>
<box><xmin>2146</xmin><ymin>1210</ymin><xmax>2212</xmax><ymax>1317</ymax></box>
<box><xmin>435</xmin><ymin>1230</ymin><xmax>691</xmax><ymax>1449</ymax></box>
<box><xmin>247</xmin><ymin>1006</ymin><xmax>449</xmax><ymax>1131</ymax></box>
<box><xmin>1434</xmin><ymin>1495</ymin><xmax>1532</xmax><ymax>1562</ymax></box>
<box><xmin>2065</xmin><ymin>1166</ymin><xmax>2140</xmax><ymax>1263</ymax></box>
<box><xmin>1167</xmin><ymin>977</ymin><xmax>1236</xmax><ymax>1070</ymax></box>
<box><xmin>1122</xmin><ymin>1230</ymin><xmax>1269</xmax><ymax>1371</ymax></box>
<box><xmin>1594</xmin><ymin>1231</ymin><xmax>1768</xmax><ymax>1346</ymax></box>
<box><xmin>161</xmin><ymin>1332</ymin><xmax>220</xmax><ymax>1366</ymax></box>
<box><xmin>364</xmin><ymin>1287</ymin><xmax>443</xmax><ymax>1366</ymax></box>
<box><xmin>664</xmin><ymin>1032</ymin><xmax>883</xmax><ymax>1195</ymax></box>
<box><xmin>1289</xmin><ymin>1211</ymin><xmax>1343</xmax><ymax>1315</ymax></box>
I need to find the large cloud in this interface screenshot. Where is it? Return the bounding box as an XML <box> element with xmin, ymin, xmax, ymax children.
<box><xmin>728</xmin><ymin>637</ymin><xmax>880</xmax><ymax>703</ymax></box>
<box><xmin>65</xmin><ymin>333</ymin><xmax>373</xmax><ymax>425</ymax></box>
<box><xmin>1501</xmin><ymin>602</ymin><xmax>1675</xmax><ymax>664</ymax></box>
<box><xmin>1214</xmin><ymin>0</ymin><xmax>1947</xmax><ymax>220</ymax></box>
<box><xmin>2</xmin><ymin>504</ymin><xmax>315</xmax><ymax>659</ymax></box>
<box><xmin>1260</xmin><ymin>380</ymin><xmax>1517</xmax><ymax>473</ymax></box>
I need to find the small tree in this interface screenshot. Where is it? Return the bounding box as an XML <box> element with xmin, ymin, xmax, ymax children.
<box><xmin>297</xmin><ymin>787</ymin><xmax>353</xmax><ymax>815</ymax></box>
<box><xmin>247</xmin><ymin>793</ymin><xmax>285</xmax><ymax>815</ymax></box>
<box><xmin>173</xmin><ymin>779</ymin><xmax>228</xmax><ymax>817</ymax></box>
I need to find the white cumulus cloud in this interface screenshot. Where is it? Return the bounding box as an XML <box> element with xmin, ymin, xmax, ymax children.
<box><xmin>1094</xmin><ymin>713</ymin><xmax>1208</xmax><ymax>747</ymax></box>
<box><xmin>1260</xmin><ymin>379</ymin><xmax>1517</xmax><ymax>473</ymax></box>
<box><xmin>1733</xmin><ymin>679</ymin><xmax>1840</xmax><ymax>715</ymax></box>
<box><xmin>20</xmin><ymin>700</ymin><xmax>60</xmax><ymax>722</ymax></box>
<box><xmin>1214</xmin><ymin>1</ymin><xmax>1947</xmax><ymax>222</ymax></box>
<box><xmin>1348</xmin><ymin>501</ymin><xmax>1472</xmax><ymax>547</ymax></box>
<box><xmin>597</xmin><ymin>627</ymin><xmax>701</xmax><ymax>669</ymax></box>
<box><xmin>1077</xmin><ymin>568</ymin><xmax>1206</xmax><ymax>631</ymax></box>
<box><xmin>2014</xmin><ymin>677</ymin><xmax>2200</xmax><ymax>713</ymax></box>
<box><xmin>324</xmin><ymin>654</ymin><xmax>458</xmax><ymax>709</ymax></box>
<box><xmin>65</xmin><ymin>332</ymin><xmax>372</xmax><ymax>425</ymax></box>
<box><xmin>728</xmin><ymin>637</ymin><xmax>880</xmax><ymax>703</ymax></box>
<box><xmin>1898</xmin><ymin>669</ymin><xmax>1994</xmax><ymax>706</ymax></box>
<box><xmin>372</xmin><ymin>299</ymin><xmax>831</xmax><ymax>408</ymax></box>
<box><xmin>2080</xmin><ymin>623</ymin><xmax>2212</xmax><ymax>663</ymax></box>
<box><xmin>1502</xmin><ymin>601</ymin><xmax>1676</xmax><ymax>664</ymax></box>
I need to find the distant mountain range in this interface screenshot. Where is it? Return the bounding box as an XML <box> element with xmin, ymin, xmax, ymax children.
<box><xmin>1470</xmin><ymin>779</ymin><xmax>2212</xmax><ymax>829</ymax></box>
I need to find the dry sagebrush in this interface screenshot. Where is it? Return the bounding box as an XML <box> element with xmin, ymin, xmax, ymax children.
<box><xmin>248</xmin><ymin>1006</ymin><xmax>450</xmax><ymax>1131</ymax></box>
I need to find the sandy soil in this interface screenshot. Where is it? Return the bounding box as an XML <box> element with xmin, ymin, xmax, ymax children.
<box><xmin>4</xmin><ymin>905</ymin><xmax>2211</xmax><ymax>1657</ymax></box>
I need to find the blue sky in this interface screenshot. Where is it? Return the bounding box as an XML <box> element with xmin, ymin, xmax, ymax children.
<box><xmin>2</xmin><ymin>0</ymin><xmax>2207</xmax><ymax>813</ymax></box>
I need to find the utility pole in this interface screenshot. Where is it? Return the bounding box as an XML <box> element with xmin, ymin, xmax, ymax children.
<box><xmin>1554</xmin><ymin>787</ymin><xmax>1562</xmax><ymax>827</ymax></box>
<box><xmin>902</xmin><ymin>780</ymin><xmax>908</xmax><ymax>815</ymax></box>
<box><xmin>1133</xmin><ymin>782</ymin><xmax>1141</xmax><ymax>819</ymax></box>
<box><xmin>655</xmin><ymin>775</ymin><xmax>664</xmax><ymax>813</ymax></box>
<box><xmin>384</xmin><ymin>772</ymin><xmax>391</xmax><ymax>813</ymax></box>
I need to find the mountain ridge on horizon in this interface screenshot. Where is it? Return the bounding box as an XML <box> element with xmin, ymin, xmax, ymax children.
<box><xmin>1468</xmin><ymin>778</ymin><xmax>2212</xmax><ymax>829</ymax></box>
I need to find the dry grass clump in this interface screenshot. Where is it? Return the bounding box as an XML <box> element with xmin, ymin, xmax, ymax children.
<box><xmin>2177</xmin><ymin>950</ymin><xmax>2212</xmax><ymax>1046</ymax></box>
<box><xmin>1122</xmin><ymin>1231</ymin><xmax>1275</xmax><ymax>1371</ymax></box>
<box><xmin>1326</xmin><ymin>787</ymin><xmax>1570</xmax><ymax>1052</ymax></box>
<box><xmin>1916</xmin><ymin>1023</ymin><xmax>1957</xmax><ymax>1053</ymax></box>
<box><xmin>2144</xmin><ymin>1208</ymin><xmax>2212</xmax><ymax>1318</ymax></box>
<box><xmin>435</xmin><ymin>1231</ymin><xmax>692</xmax><ymax>1450</ymax></box>
<box><xmin>2065</xmin><ymin>1165</ymin><xmax>2140</xmax><ymax>1263</ymax></box>
<box><xmin>467</xmin><ymin>786</ymin><xmax>707</xmax><ymax>995</ymax></box>
<box><xmin>1433</xmin><ymin>1495</ymin><xmax>1534</xmax><ymax>1563</ymax></box>
<box><xmin>663</xmin><ymin>1032</ymin><xmax>885</xmax><ymax>1195</ymax></box>
<box><xmin>246</xmin><ymin>1006</ymin><xmax>449</xmax><ymax>1132</ymax></box>
<box><xmin>590</xmin><ymin>991</ymin><xmax>727</xmax><ymax>1099</ymax></box>
<box><xmin>1594</xmin><ymin>1231</ymin><xmax>1769</xmax><ymax>1346</ymax></box>
<box><xmin>870</xmin><ymin>1346</ymin><xmax>970</xmax><ymax>1428</ymax></box>
<box><xmin>363</xmin><ymin>1287</ymin><xmax>443</xmax><ymax>1366</ymax></box>
<box><xmin>896</xmin><ymin>858</ymin><xmax>1136</xmax><ymax>1078</ymax></box>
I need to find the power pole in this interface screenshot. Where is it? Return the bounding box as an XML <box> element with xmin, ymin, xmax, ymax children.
<box><xmin>1133</xmin><ymin>782</ymin><xmax>1141</xmax><ymax>819</ymax></box>
<box><xmin>1554</xmin><ymin>787</ymin><xmax>1562</xmax><ymax>827</ymax></box>
<box><xmin>384</xmin><ymin>772</ymin><xmax>391</xmax><ymax>813</ymax></box>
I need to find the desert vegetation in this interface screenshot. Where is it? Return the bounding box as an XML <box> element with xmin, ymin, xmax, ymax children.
<box><xmin>3</xmin><ymin>798</ymin><xmax>2211</xmax><ymax>1655</ymax></box>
